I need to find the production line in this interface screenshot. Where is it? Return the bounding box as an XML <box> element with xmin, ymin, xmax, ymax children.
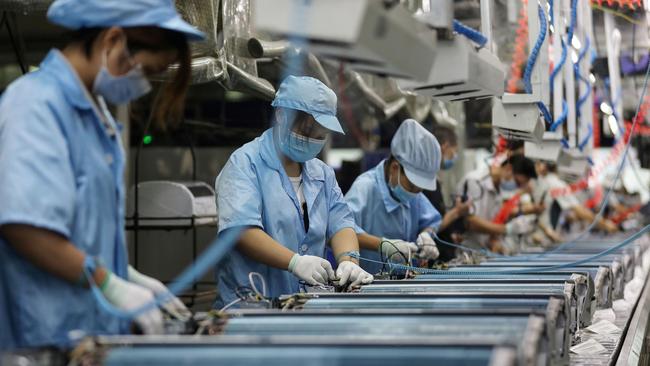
<box><xmin>3</xmin><ymin>0</ymin><xmax>650</xmax><ymax>365</ymax></box>
<box><xmin>53</xmin><ymin>232</ymin><xmax>648</xmax><ymax>366</ymax></box>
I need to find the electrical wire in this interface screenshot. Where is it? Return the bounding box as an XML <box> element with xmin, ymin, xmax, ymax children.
<box><xmin>452</xmin><ymin>19</ymin><xmax>488</xmax><ymax>48</ymax></box>
<box><xmin>339</xmin><ymin>223</ymin><xmax>650</xmax><ymax>275</ymax></box>
<box><xmin>248</xmin><ymin>271</ymin><xmax>267</xmax><ymax>298</ymax></box>
<box><xmin>523</xmin><ymin>3</ymin><xmax>553</xmax><ymax>124</ymax></box>
<box><xmin>472</xmin><ymin>45</ymin><xmax>650</xmax><ymax>260</ymax></box>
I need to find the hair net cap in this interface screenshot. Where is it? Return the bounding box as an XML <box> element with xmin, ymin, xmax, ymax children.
<box><xmin>47</xmin><ymin>0</ymin><xmax>205</xmax><ymax>41</ymax></box>
<box><xmin>271</xmin><ymin>76</ymin><xmax>344</xmax><ymax>134</ymax></box>
<box><xmin>391</xmin><ymin>119</ymin><xmax>441</xmax><ymax>191</ymax></box>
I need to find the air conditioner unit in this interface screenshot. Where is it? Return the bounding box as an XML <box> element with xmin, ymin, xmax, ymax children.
<box><xmin>252</xmin><ymin>0</ymin><xmax>438</xmax><ymax>80</ymax></box>
<box><xmin>398</xmin><ymin>37</ymin><xmax>505</xmax><ymax>102</ymax></box>
<box><xmin>525</xmin><ymin>133</ymin><xmax>563</xmax><ymax>162</ymax></box>
<box><xmin>493</xmin><ymin>94</ymin><xmax>545</xmax><ymax>143</ymax></box>
<box><xmin>558</xmin><ymin>150</ymin><xmax>590</xmax><ymax>182</ymax></box>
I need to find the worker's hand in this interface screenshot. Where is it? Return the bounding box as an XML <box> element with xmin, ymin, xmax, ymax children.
<box><xmin>336</xmin><ymin>261</ymin><xmax>374</xmax><ymax>288</ymax></box>
<box><xmin>128</xmin><ymin>266</ymin><xmax>191</xmax><ymax>321</ymax></box>
<box><xmin>415</xmin><ymin>232</ymin><xmax>440</xmax><ymax>260</ymax></box>
<box><xmin>505</xmin><ymin>215</ymin><xmax>536</xmax><ymax>236</ymax></box>
<box><xmin>288</xmin><ymin>254</ymin><xmax>335</xmax><ymax>286</ymax></box>
<box><xmin>380</xmin><ymin>238</ymin><xmax>418</xmax><ymax>262</ymax></box>
<box><xmin>101</xmin><ymin>271</ymin><xmax>164</xmax><ymax>334</ymax></box>
<box><xmin>602</xmin><ymin>219</ymin><xmax>619</xmax><ymax>233</ymax></box>
<box><xmin>453</xmin><ymin>197</ymin><xmax>472</xmax><ymax>217</ymax></box>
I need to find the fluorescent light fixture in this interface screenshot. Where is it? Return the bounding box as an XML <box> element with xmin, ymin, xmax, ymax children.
<box><xmin>600</xmin><ymin>102</ymin><xmax>613</xmax><ymax>115</ymax></box>
<box><xmin>589</xmin><ymin>73</ymin><xmax>596</xmax><ymax>84</ymax></box>
<box><xmin>571</xmin><ymin>36</ymin><xmax>582</xmax><ymax>50</ymax></box>
<box><xmin>608</xmin><ymin>115</ymin><xmax>620</xmax><ymax>137</ymax></box>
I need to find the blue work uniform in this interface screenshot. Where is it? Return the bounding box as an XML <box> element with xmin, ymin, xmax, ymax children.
<box><xmin>344</xmin><ymin>160</ymin><xmax>442</xmax><ymax>274</ymax></box>
<box><xmin>0</xmin><ymin>50</ymin><xmax>129</xmax><ymax>350</ymax></box>
<box><xmin>214</xmin><ymin>128</ymin><xmax>356</xmax><ymax>308</ymax></box>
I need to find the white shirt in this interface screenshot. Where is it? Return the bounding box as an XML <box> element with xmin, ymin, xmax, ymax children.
<box><xmin>457</xmin><ymin>173</ymin><xmax>502</xmax><ymax>248</ymax></box>
<box><xmin>289</xmin><ymin>176</ymin><xmax>306</xmax><ymax>213</ymax></box>
<box><xmin>533</xmin><ymin>173</ymin><xmax>579</xmax><ymax>228</ymax></box>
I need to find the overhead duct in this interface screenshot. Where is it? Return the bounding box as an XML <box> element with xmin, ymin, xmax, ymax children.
<box><xmin>220</xmin><ymin>0</ymin><xmax>275</xmax><ymax>100</ymax></box>
<box><xmin>248</xmin><ymin>38</ymin><xmax>333</xmax><ymax>88</ymax></box>
<box><xmin>169</xmin><ymin>0</ymin><xmax>225</xmax><ymax>85</ymax></box>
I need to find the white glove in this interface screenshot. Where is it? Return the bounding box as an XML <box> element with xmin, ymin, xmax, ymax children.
<box><xmin>288</xmin><ymin>254</ymin><xmax>335</xmax><ymax>286</ymax></box>
<box><xmin>101</xmin><ymin>271</ymin><xmax>163</xmax><ymax>334</ymax></box>
<box><xmin>336</xmin><ymin>261</ymin><xmax>374</xmax><ymax>288</ymax></box>
<box><xmin>128</xmin><ymin>266</ymin><xmax>191</xmax><ymax>321</ymax></box>
<box><xmin>505</xmin><ymin>215</ymin><xmax>536</xmax><ymax>236</ymax></box>
<box><xmin>380</xmin><ymin>238</ymin><xmax>418</xmax><ymax>262</ymax></box>
<box><xmin>415</xmin><ymin>232</ymin><xmax>440</xmax><ymax>260</ymax></box>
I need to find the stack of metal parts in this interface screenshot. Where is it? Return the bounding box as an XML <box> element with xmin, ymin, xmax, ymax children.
<box><xmin>90</xmin><ymin>233</ymin><xmax>650</xmax><ymax>366</ymax></box>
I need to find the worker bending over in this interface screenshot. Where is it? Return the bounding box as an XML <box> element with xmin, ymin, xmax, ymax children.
<box><xmin>345</xmin><ymin>119</ymin><xmax>443</xmax><ymax>274</ymax></box>
<box><xmin>458</xmin><ymin>155</ymin><xmax>539</xmax><ymax>254</ymax></box>
<box><xmin>0</xmin><ymin>0</ymin><xmax>201</xmax><ymax>349</ymax></box>
<box><xmin>214</xmin><ymin>76</ymin><xmax>373</xmax><ymax>309</ymax></box>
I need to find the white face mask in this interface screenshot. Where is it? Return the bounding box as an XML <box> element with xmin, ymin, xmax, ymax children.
<box><xmin>92</xmin><ymin>47</ymin><xmax>152</xmax><ymax>105</ymax></box>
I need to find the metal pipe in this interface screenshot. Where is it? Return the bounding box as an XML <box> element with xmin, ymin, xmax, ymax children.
<box><xmin>224</xmin><ymin>61</ymin><xmax>276</xmax><ymax>100</ymax></box>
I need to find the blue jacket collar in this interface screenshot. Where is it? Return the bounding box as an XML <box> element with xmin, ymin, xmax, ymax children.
<box><xmin>374</xmin><ymin>159</ymin><xmax>407</xmax><ymax>212</ymax></box>
<box><xmin>41</xmin><ymin>49</ymin><xmax>94</xmax><ymax>110</ymax></box>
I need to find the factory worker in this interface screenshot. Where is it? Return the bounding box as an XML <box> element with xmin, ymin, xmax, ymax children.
<box><xmin>458</xmin><ymin>155</ymin><xmax>538</xmax><ymax>253</ymax></box>
<box><xmin>534</xmin><ymin>161</ymin><xmax>618</xmax><ymax>233</ymax></box>
<box><xmin>423</xmin><ymin>125</ymin><xmax>471</xmax><ymax>262</ymax></box>
<box><xmin>345</xmin><ymin>119</ymin><xmax>444</xmax><ymax>274</ymax></box>
<box><xmin>0</xmin><ymin>0</ymin><xmax>204</xmax><ymax>350</ymax></box>
<box><xmin>214</xmin><ymin>76</ymin><xmax>373</xmax><ymax>309</ymax></box>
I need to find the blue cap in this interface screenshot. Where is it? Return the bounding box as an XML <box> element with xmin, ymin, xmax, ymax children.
<box><xmin>271</xmin><ymin>76</ymin><xmax>344</xmax><ymax>134</ymax></box>
<box><xmin>47</xmin><ymin>0</ymin><xmax>206</xmax><ymax>41</ymax></box>
<box><xmin>391</xmin><ymin>119</ymin><xmax>442</xmax><ymax>191</ymax></box>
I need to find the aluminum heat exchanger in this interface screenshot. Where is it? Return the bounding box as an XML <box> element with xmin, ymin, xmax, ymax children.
<box><xmin>359</xmin><ymin>278</ymin><xmax>588</xmax><ymax>331</ymax></box>
<box><xmin>451</xmin><ymin>264</ymin><xmax>620</xmax><ymax>304</ymax></box>
<box><xmin>99</xmin><ymin>336</ymin><xmax>517</xmax><ymax>366</ymax></box>
<box><xmin>219</xmin><ymin>310</ymin><xmax>551</xmax><ymax>366</ymax></box>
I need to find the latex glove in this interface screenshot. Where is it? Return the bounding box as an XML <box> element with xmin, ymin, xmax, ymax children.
<box><xmin>288</xmin><ymin>254</ymin><xmax>335</xmax><ymax>286</ymax></box>
<box><xmin>336</xmin><ymin>261</ymin><xmax>374</xmax><ymax>288</ymax></box>
<box><xmin>505</xmin><ymin>215</ymin><xmax>536</xmax><ymax>236</ymax></box>
<box><xmin>101</xmin><ymin>271</ymin><xmax>163</xmax><ymax>334</ymax></box>
<box><xmin>128</xmin><ymin>266</ymin><xmax>191</xmax><ymax>321</ymax></box>
<box><xmin>415</xmin><ymin>232</ymin><xmax>440</xmax><ymax>260</ymax></box>
<box><xmin>380</xmin><ymin>238</ymin><xmax>418</xmax><ymax>262</ymax></box>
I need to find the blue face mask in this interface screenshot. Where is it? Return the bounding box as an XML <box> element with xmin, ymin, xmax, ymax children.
<box><xmin>93</xmin><ymin>49</ymin><xmax>152</xmax><ymax>105</ymax></box>
<box><xmin>390</xmin><ymin>169</ymin><xmax>418</xmax><ymax>204</ymax></box>
<box><xmin>441</xmin><ymin>154</ymin><xmax>457</xmax><ymax>170</ymax></box>
<box><xmin>275</xmin><ymin>114</ymin><xmax>327</xmax><ymax>163</ymax></box>
<box><xmin>500</xmin><ymin>179</ymin><xmax>518</xmax><ymax>192</ymax></box>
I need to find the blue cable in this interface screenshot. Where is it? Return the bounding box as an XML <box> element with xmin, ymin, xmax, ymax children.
<box><xmin>431</xmin><ymin>49</ymin><xmax>650</xmax><ymax>262</ymax></box>
<box><xmin>579</xmin><ymin>125</ymin><xmax>593</xmax><ymax>151</ymax></box>
<box><xmin>575</xmin><ymin>37</ymin><xmax>592</xmax><ymax>118</ymax></box>
<box><xmin>549</xmin><ymin>0</ymin><xmax>578</xmax><ymax>131</ymax></box>
<box><xmin>550</xmin><ymin>0</ymin><xmax>577</xmax><ymax>88</ymax></box>
<box><xmin>522</xmin><ymin>4</ymin><xmax>553</xmax><ymax>124</ymax></box>
<box><xmin>550</xmin><ymin>100</ymin><xmax>569</xmax><ymax>131</ymax></box>
<box><xmin>523</xmin><ymin>4</ymin><xmax>547</xmax><ymax>94</ymax></box>
<box><xmin>87</xmin><ymin>227</ymin><xmax>243</xmax><ymax>320</ymax></box>
<box><xmin>343</xmin><ymin>224</ymin><xmax>650</xmax><ymax>275</ymax></box>
<box><xmin>453</xmin><ymin>19</ymin><xmax>488</xmax><ymax>48</ymax></box>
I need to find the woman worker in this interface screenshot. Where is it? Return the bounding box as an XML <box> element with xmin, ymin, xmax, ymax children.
<box><xmin>214</xmin><ymin>76</ymin><xmax>373</xmax><ymax>309</ymax></box>
<box><xmin>0</xmin><ymin>0</ymin><xmax>204</xmax><ymax>350</ymax></box>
